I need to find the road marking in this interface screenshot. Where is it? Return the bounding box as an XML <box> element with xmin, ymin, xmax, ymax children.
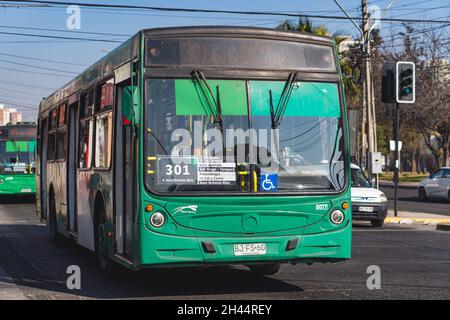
<box><xmin>353</xmin><ymin>228</ymin><xmax>436</xmax><ymax>232</ymax></box>
<box><xmin>385</xmin><ymin>217</ymin><xmax>450</xmax><ymax>224</ymax></box>
<box><xmin>0</xmin><ymin>221</ymin><xmax>45</xmax><ymax>225</ymax></box>
<box><xmin>0</xmin><ymin>266</ymin><xmax>26</xmax><ymax>300</ymax></box>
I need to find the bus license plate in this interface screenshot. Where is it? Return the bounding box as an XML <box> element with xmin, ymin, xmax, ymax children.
<box><xmin>359</xmin><ymin>206</ymin><xmax>374</xmax><ymax>212</ymax></box>
<box><xmin>21</xmin><ymin>188</ymin><xmax>32</xmax><ymax>193</ymax></box>
<box><xmin>233</xmin><ymin>243</ymin><xmax>266</xmax><ymax>256</ymax></box>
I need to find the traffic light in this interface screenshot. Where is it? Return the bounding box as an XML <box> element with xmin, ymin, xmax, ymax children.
<box><xmin>396</xmin><ymin>61</ymin><xmax>415</xmax><ymax>104</ymax></box>
<box><xmin>381</xmin><ymin>63</ymin><xmax>395</xmax><ymax>103</ymax></box>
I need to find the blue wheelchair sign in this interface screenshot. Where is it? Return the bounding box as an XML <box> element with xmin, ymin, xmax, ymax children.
<box><xmin>260</xmin><ymin>173</ymin><xmax>278</xmax><ymax>192</ymax></box>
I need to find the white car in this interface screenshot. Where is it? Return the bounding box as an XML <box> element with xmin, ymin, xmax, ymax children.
<box><xmin>351</xmin><ymin>164</ymin><xmax>388</xmax><ymax>227</ymax></box>
<box><xmin>418</xmin><ymin>167</ymin><xmax>450</xmax><ymax>201</ymax></box>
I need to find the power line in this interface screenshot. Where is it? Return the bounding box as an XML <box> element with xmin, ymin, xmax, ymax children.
<box><xmin>14</xmin><ymin>4</ymin><xmax>364</xmax><ymax>21</ymax></box>
<box><xmin>0</xmin><ymin>85</ymin><xmax>45</xmax><ymax>96</ymax></box>
<box><xmin>0</xmin><ymin>97</ymin><xmax>37</xmax><ymax>110</ymax></box>
<box><xmin>0</xmin><ymin>24</ymin><xmax>130</xmax><ymax>37</ymax></box>
<box><xmin>0</xmin><ymin>52</ymin><xmax>88</xmax><ymax>67</ymax></box>
<box><xmin>1</xmin><ymin>1</ymin><xmax>449</xmax><ymax>24</ymax></box>
<box><xmin>0</xmin><ymin>57</ymin><xmax>79</xmax><ymax>74</ymax></box>
<box><xmin>380</xmin><ymin>24</ymin><xmax>450</xmax><ymax>44</ymax></box>
<box><xmin>0</xmin><ymin>79</ymin><xmax>55</xmax><ymax>90</ymax></box>
<box><xmin>0</xmin><ymin>65</ymin><xmax>72</xmax><ymax>77</ymax></box>
<box><xmin>0</xmin><ymin>30</ymin><xmax>123</xmax><ymax>43</ymax></box>
<box><xmin>0</xmin><ymin>39</ymin><xmax>118</xmax><ymax>44</ymax></box>
<box><xmin>0</xmin><ymin>93</ymin><xmax>40</xmax><ymax>104</ymax></box>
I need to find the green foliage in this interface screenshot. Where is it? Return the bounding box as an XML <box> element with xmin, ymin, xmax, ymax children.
<box><xmin>277</xmin><ymin>18</ymin><xmax>330</xmax><ymax>36</ymax></box>
<box><xmin>276</xmin><ymin>18</ymin><xmax>362</xmax><ymax>107</ymax></box>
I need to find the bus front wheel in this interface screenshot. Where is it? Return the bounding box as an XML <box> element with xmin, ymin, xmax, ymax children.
<box><xmin>248</xmin><ymin>263</ymin><xmax>281</xmax><ymax>276</ymax></box>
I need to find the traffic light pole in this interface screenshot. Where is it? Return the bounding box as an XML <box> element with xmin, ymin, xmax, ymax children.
<box><xmin>393</xmin><ymin>102</ymin><xmax>400</xmax><ymax>217</ymax></box>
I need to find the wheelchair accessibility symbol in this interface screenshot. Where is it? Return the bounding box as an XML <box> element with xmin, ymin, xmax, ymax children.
<box><xmin>260</xmin><ymin>173</ymin><xmax>278</xmax><ymax>192</ymax></box>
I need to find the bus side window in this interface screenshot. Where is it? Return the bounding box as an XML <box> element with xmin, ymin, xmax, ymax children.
<box><xmin>56</xmin><ymin>129</ymin><xmax>66</xmax><ymax>160</ymax></box>
<box><xmin>94</xmin><ymin>112</ymin><xmax>113</xmax><ymax>168</ymax></box>
<box><xmin>47</xmin><ymin>108</ymin><xmax>58</xmax><ymax>161</ymax></box>
<box><xmin>94</xmin><ymin>79</ymin><xmax>114</xmax><ymax>169</ymax></box>
<box><xmin>56</xmin><ymin>103</ymin><xmax>67</xmax><ymax>160</ymax></box>
<box><xmin>47</xmin><ymin>133</ymin><xmax>56</xmax><ymax>161</ymax></box>
<box><xmin>96</xmin><ymin>79</ymin><xmax>114</xmax><ymax>112</ymax></box>
<box><xmin>79</xmin><ymin>119</ymin><xmax>93</xmax><ymax>169</ymax></box>
<box><xmin>80</xmin><ymin>89</ymin><xmax>94</xmax><ymax>118</ymax></box>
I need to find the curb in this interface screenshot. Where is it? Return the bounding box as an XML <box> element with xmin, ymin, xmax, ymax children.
<box><xmin>379</xmin><ymin>182</ymin><xmax>418</xmax><ymax>190</ymax></box>
<box><xmin>385</xmin><ymin>217</ymin><xmax>450</xmax><ymax>225</ymax></box>
<box><xmin>436</xmin><ymin>224</ymin><xmax>450</xmax><ymax>231</ymax></box>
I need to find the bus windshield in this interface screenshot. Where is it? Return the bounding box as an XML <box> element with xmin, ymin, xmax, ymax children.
<box><xmin>0</xmin><ymin>140</ymin><xmax>36</xmax><ymax>174</ymax></box>
<box><xmin>145</xmin><ymin>78</ymin><xmax>345</xmax><ymax>194</ymax></box>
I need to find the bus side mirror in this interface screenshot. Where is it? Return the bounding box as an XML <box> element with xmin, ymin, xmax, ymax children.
<box><xmin>122</xmin><ymin>86</ymin><xmax>139</xmax><ymax>126</ymax></box>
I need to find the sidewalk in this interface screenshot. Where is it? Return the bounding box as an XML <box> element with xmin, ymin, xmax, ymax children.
<box><xmin>379</xmin><ymin>180</ymin><xmax>419</xmax><ymax>189</ymax></box>
<box><xmin>385</xmin><ymin>209</ymin><xmax>450</xmax><ymax>225</ymax></box>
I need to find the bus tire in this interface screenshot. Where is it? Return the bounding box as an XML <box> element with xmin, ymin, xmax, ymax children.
<box><xmin>94</xmin><ymin>203</ymin><xmax>120</xmax><ymax>278</ymax></box>
<box><xmin>48</xmin><ymin>192</ymin><xmax>64</xmax><ymax>245</ymax></box>
<box><xmin>248</xmin><ymin>263</ymin><xmax>281</xmax><ymax>276</ymax></box>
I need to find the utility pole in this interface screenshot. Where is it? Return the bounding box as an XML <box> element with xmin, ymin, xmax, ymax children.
<box><xmin>333</xmin><ymin>0</ymin><xmax>396</xmax><ymax>183</ymax></box>
<box><xmin>362</xmin><ymin>0</ymin><xmax>377</xmax><ymax>185</ymax></box>
<box><xmin>393</xmin><ymin>102</ymin><xmax>399</xmax><ymax>216</ymax></box>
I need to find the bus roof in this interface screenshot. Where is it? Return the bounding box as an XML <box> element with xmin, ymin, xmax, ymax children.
<box><xmin>0</xmin><ymin>122</ymin><xmax>36</xmax><ymax>128</ymax></box>
<box><xmin>39</xmin><ymin>26</ymin><xmax>335</xmax><ymax>115</ymax></box>
<box><xmin>142</xmin><ymin>25</ymin><xmax>334</xmax><ymax>44</ymax></box>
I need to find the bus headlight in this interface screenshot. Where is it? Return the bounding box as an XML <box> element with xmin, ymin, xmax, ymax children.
<box><xmin>330</xmin><ymin>210</ymin><xmax>345</xmax><ymax>224</ymax></box>
<box><xmin>150</xmin><ymin>212</ymin><xmax>165</xmax><ymax>228</ymax></box>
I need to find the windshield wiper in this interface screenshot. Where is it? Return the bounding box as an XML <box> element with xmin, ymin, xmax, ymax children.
<box><xmin>191</xmin><ymin>70</ymin><xmax>223</xmax><ymax>130</ymax></box>
<box><xmin>269</xmin><ymin>72</ymin><xmax>298</xmax><ymax>129</ymax></box>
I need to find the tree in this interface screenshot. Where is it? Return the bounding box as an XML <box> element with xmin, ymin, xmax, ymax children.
<box><xmin>379</xmin><ymin>24</ymin><xmax>450</xmax><ymax>169</ymax></box>
<box><xmin>277</xmin><ymin>17</ymin><xmax>329</xmax><ymax>36</ymax></box>
<box><xmin>276</xmin><ymin>18</ymin><xmax>363</xmax><ymax>108</ymax></box>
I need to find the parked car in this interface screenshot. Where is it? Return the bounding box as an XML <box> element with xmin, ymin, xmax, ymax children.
<box><xmin>350</xmin><ymin>164</ymin><xmax>388</xmax><ymax>227</ymax></box>
<box><xmin>418</xmin><ymin>167</ymin><xmax>450</xmax><ymax>201</ymax></box>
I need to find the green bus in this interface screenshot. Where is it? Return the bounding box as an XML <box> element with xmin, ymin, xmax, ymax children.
<box><xmin>36</xmin><ymin>26</ymin><xmax>351</xmax><ymax>276</ymax></box>
<box><xmin>0</xmin><ymin>122</ymin><xmax>36</xmax><ymax>196</ymax></box>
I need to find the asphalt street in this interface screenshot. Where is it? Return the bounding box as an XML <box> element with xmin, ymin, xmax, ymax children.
<box><xmin>0</xmin><ymin>199</ymin><xmax>449</xmax><ymax>300</ymax></box>
<box><xmin>380</xmin><ymin>184</ymin><xmax>450</xmax><ymax>216</ymax></box>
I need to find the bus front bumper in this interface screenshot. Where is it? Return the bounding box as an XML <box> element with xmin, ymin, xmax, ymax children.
<box><xmin>134</xmin><ymin>221</ymin><xmax>351</xmax><ymax>269</ymax></box>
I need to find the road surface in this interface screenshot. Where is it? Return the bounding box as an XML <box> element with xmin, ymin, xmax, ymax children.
<box><xmin>0</xmin><ymin>199</ymin><xmax>449</xmax><ymax>300</ymax></box>
<box><xmin>380</xmin><ymin>184</ymin><xmax>450</xmax><ymax>216</ymax></box>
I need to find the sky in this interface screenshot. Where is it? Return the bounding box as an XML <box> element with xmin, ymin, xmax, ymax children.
<box><xmin>0</xmin><ymin>0</ymin><xmax>448</xmax><ymax>121</ymax></box>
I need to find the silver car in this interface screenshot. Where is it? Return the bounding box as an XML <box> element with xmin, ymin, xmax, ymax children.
<box><xmin>418</xmin><ymin>167</ymin><xmax>450</xmax><ymax>201</ymax></box>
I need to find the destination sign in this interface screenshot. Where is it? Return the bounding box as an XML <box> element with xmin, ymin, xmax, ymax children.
<box><xmin>0</xmin><ymin>127</ymin><xmax>36</xmax><ymax>140</ymax></box>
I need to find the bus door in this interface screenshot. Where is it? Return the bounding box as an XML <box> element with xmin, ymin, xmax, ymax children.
<box><xmin>114</xmin><ymin>64</ymin><xmax>135</xmax><ymax>257</ymax></box>
<box><xmin>40</xmin><ymin>117</ymin><xmax>48</xmax><ymax>220</ymax></box>
<box><xmin>67</xmin><ymin>97</ymin><xmax>78</xmax><ymax>233</ymax></box>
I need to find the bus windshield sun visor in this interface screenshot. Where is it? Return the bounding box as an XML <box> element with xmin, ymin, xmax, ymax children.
<box><xmin>191</xmin><ymin>70</ymin><xmax>223</xmax><ymax>131</ymax></box>
<box><xmin>269</xmin><ymin>72</ymin><xmax>298</xmax><ymax>129</ymax></box>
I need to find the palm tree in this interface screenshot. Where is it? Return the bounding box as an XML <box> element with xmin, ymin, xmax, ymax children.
<box><xmin>277</xmin><ymin>17</ymin><xmax>330</xmax><ymax>37</ymax></box>
<box><xmin>277</xmin><ymin>18</ymin><xmax>362</xmax><ymax>106</ymax></box>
